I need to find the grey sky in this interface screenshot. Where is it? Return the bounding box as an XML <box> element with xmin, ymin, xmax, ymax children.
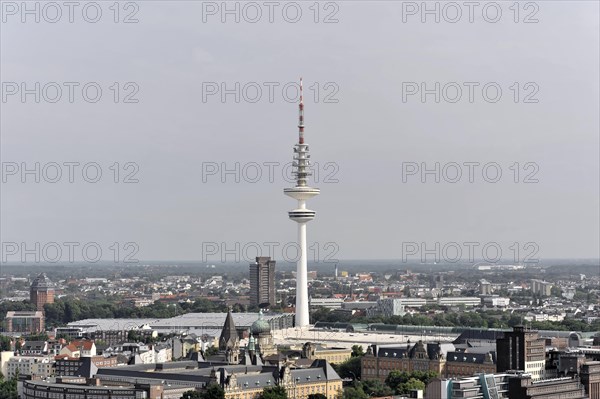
<box><xmin>1</xmin><ymin>1</ymin><xmax>598</xmax><ymax>263</ymax></box>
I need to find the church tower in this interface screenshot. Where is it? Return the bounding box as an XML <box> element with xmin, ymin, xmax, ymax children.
<box><xmin>219</xmin><ymin>308</ymin><xmax>240</xmax><ymax>364</ymax></box>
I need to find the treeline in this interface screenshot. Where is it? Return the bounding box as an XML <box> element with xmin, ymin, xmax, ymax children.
<box><xmin>42</xmin><ymin>298</ymin><xmax>230</xmax><ymax>326</ymax></box>
<box><xmin>1</xmin><ymin>297</ymin><xmax>244</xmax><ymax>329</ymax></box>
<box><xmin>312</xmin><ymin>307</ymin><xmax>600</xmax><ymax>332</ymax></box>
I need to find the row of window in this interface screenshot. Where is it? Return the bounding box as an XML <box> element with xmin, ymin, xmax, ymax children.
<box><xmin>24</xmin><ymin>385</ymin><xmax>137</xmax><ymax>399</ymax></box>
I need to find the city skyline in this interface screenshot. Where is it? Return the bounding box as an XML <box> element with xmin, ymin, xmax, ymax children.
<box><xmin>1</xmin><ymin>3</ymin><xmax>599</xmax><ymax>397</ymax></box>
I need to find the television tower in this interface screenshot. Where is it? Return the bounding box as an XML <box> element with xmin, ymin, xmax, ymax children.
<box><xmin>284</xmin><ymin>78</ymin><xmax>320</xmax><ymax>328</ymax></box>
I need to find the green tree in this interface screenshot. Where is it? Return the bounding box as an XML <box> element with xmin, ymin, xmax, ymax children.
<box><xmin>398</xmin><ymin>378</ymin><xmax>425</xmax><ymax>395</ymax></box>
<box><xmin>200</xmin><ymin>383</ymin><xmax>225</xmax><ymax>399</ymax></box>
<box><xmin>0</xmin><ymin>374</ymin><xmax>17</xmax><ymax>399</ymax></box>
<box><xmin>0</xmin><ymin>336</ymin><xmax>12</xmax><ymax>351</ymax></box>
<box><xmin>204</xmin><ymin>346</ymin><xmax>219</xmax><ymax>357</ymax></box>
<box><xmin>351</xmin><ymin>345</ymin><xmax>364</xmax><ymax>357</ymax></box>
<box><xmin>127</xmin><ymin>330</ymin><xmax>141</xmax><ymax>342</ymax></box>
<box><xmin>342</xmin><ymin>385</ymin><xmax>368</xmax><ymax>399</ymax></box>
<box><xmin>261</xmin><ymin>386</ymin><xmax>287</xmax><ymax>399</ymax></box>
<box><xmin>385</xmin><ymin>370</ymin><xmax>408</xmax><ymax>391</ymax></box>
<box><xmin>25</xmin><ymin>332</ymin><xmax>49</xmax><ymax>342</ymax></box>
<box><xmin>362</xmin><ymin>379</ymin><xmax>393</xmax><ymax>397</ymax></box>
<box><xmin>337</xmin><ymin>356</ymin><xmax>362</xmax><ymax>380</ymax></box>
<box><xmin>181</xmin><ymin>390</ymin><xmax>203</xmax><ymax>399</ymax></box>
<box><xmin>385</xmin><ymin>370</ymin><xmax>436</xmax><ymax>394</ymax></box>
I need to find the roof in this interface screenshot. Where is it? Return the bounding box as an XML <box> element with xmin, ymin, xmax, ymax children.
<box><xmin>290</xmin><ymin>360</ymin><xmax>341</xmax><ymax>383</ymax></box>
<box><xmin>229</xmin><ymin>370</ymin><xmax>279</xmax><ymax>391</ymax></box>
<box><xmin>374</xmin><ymin>342</ymin><xmax>455</xmax><ymax>360</ymax></box>
<box><xmin>251</xmin><ymin>310</ymin><xmax>271</xmax><ymax>335</ymax></box>
<box><xmin>67</xmin><ymin>312</ymin><xmax>291</xmax><ymax>333</ymax></box>
<box><xmin>6</xmin><ymin>311</ymin><xmax>44</xmax><ymax>318</ymax></box>
<box><xmin>219</xmin><ymin>309</ymin><xmax>238</xmax><ymax>350</ymax></box>
<box><xmin>65</xmin><ymin>340</ymin><xmax>94</xmax><ymax>352</ymax></box>
<box><xmin>31</xmin><ymin>273</ymin><xmax>54</xmax><ymax>289</ymax></box>
<box><xmin>453</xmin><ymin>329</ymin><xmax>504</xmax><ymax>344</ymax></box>
<box><xmin>22</xmin><ymin>341</ymin><xmax>47</xmax><ymax>350</ymax></box>
<box><xmin>447</xmin><ymin>351</ymin><xmax>496</xmax><ymax>364</ymax></box>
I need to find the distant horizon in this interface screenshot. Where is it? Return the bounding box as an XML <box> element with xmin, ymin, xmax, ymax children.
<box><xmin>2</xmin><ymin>258</ymin><xmax>599</xmax><ymax>267</ymax></box>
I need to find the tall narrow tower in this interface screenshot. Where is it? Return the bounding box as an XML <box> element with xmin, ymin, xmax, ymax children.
<box><xmin>284</xmin><ymin>78</ymin><xmax>320</xmax><ymax>328</ymax></box>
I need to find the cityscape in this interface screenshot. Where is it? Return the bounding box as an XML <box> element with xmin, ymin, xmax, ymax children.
<box><xmin>1</xmin><ymin>1</ymin><xmax>599</xmax><ymax>399</ymax></box>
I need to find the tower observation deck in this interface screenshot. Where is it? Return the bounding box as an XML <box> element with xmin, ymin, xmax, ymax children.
<box><xmin>284</xmin><ymin>78</ymin><xmax>320</xmax><ymax>328</ymax></box>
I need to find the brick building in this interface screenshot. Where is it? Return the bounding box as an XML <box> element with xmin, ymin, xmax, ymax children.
<box><xmin>30</xmin><ymin>273</ymin><xmax>55</xmax><ymax>311</ymax></box>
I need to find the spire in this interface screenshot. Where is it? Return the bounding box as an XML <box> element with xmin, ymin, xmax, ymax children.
<box><xmin>298</xmin><ymin>77</ymin><xmax>304</xmax><ymax>144</ymax></box>
<box><xmin>219</xmin><ymin>308</ymin><xmax>238</xmax><ymax>351</ymax></box>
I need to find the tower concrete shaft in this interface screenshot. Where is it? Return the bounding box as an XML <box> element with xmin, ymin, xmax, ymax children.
<box><xmin>284</xmin><ymin>78</ymin><xmax>319</xmax><ymax>328</ymax></box>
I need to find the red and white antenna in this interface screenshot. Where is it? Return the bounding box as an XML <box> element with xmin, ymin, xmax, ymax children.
<box><xmin>284</xmin><ymin>75</ymin><xmax>320</xmax><ymax>328</ymax></box>
<box><xmin>298</xmin><ymin>77</ymin><xmax>304</xmax><ymax>144</ymax></box>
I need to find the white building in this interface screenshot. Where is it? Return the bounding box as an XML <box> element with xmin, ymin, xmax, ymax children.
<box><xmin>438</xmin><ymin>297</ymin><xmax>481</xmax><ymax>307</ymax></box>
<box><xmin>0</xmin><ymin>351</ymin><xmax>15</xmax><ymax>378</ymax></box>
<box><xmin>482</xmin><ymin>296</ymin><xmax>510</xmax><ymax>308</ymax></box>
<box><xmin>154</xmin><ymin>345</ymin><xmax>172</xmax><ymax>363</ymax></box>
<box><xmin>377</xmin><ymin>298</ymin><xmax>407</xmax><ymax>317</ymax></box>
<box><xmin>310</xmin><ymin>297</ymin><xmax>343</xmax><ymax>310</ymax></box>
<box><xmin>6</xmin><ymin>356</ymin><xmax>53</xmax><ymax>378</ymax></box>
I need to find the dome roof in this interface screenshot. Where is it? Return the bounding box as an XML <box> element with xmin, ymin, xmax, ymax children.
<box><xmin>250</xmin><ymin>311</ymin><xmax>271</xmax><ymax>335</ymax></box>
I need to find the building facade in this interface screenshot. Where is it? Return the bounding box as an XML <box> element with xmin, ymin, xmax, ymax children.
<box><xmin>301</xmin><ymin>342</ymin><xmax>352</xmax><ymax>365</ymax></box>
<box><xmin>6</xmin><ymin>356</ymin><xmax>53</xmax><ymax>378</ymax></box>
<box><xmin>426</xmin><ymin>372</ymin><xmax>589</xmax><ymax>399</ymax></box>
<box><xmin>362</xmin><ymin>341</ymin><xmax>496</xmax><ymax>381</ymax></box>
<box><xmin>30</xmin><ymin>272</ymin><xmax>55</xmax><ymax>311</ymax></box>
<box><xmin>531</xmin><ymin>279</ymin><xmax>553</xmax><ymax>296</ymax></box>
<box><xmin>581</xmin><ymin>361</ymin><xmax>600</xmax><ymax>399</ymax></box>
<box><xmin>508</xmin><ymin>375</ymin><xmax>587</xmax><ymax>399</ymax></box>
<box><xmin>362</xmin><ymin>342</ymin><xmax>447</xmax><ymax>381</ymax></box>
<box><xmin>5</xmin><ymin>311</ymin><xmax>45</xmax><ymax>333</ymax></box>
<box><xmin>249</xmin><ymin>257</ymin><xmax>276</xmax><ymax>307</ymax></box>
<box><xmin>496</xmin><ymin>326</ymin><xmax>546</xmax><ymax>380</ymax></box>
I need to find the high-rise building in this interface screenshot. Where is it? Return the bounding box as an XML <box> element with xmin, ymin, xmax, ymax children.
<box><xmin>30</xmin><ymin>272</ymin><xmax>55</xmax><ymax>311</ymax></box>
<box><xmin>531</xmin><ymin>279</ymin><xmax>553</xmax><ymax>296</ymax></box>
<box><xmin>431</xmin><ymin>274</ymin><xmax>444</xmax><ymax>289</ymax></box>
<box><xmin>284</xmin><ymin>78</ymin><xmax>320</xmax><ymax>328</ymax></box>
<box><xmin>497</xmin><ymin>326</ymin><xmax>546</xmax><ymax>380</ymax></box>
<box><xmin>480</xmin><ymin>279</ymin><xmax>493</xmax><ymax>295</ymax></box>
<box><xmin>249</xmin><ymin>256</ymin><xmax>275</xmax><ymax>307</ymax></box>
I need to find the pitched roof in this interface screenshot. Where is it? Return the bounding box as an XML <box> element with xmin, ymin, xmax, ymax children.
<box><xmin>447</xmin><ymin>351</ymin><xmax>496</xmax><ymax>364</ymax></box>
<box><xmin>22</xmin><ymin>341</ymin><xmax>47</xmax><ymax>350</ymax></box>
<box><xmin>219</xmin><ymin>309</ymin><xmax>238</xmax><ymax>350</ymax></box>
<box><xmin>31</xmin><ymin>273</ymin><xmax>54</xmax><ymax>289</ymax></box>
<box><xmin>65</xmin><ymin>340</ymin><xmax>94</xmax><ymax>352</ymax></box>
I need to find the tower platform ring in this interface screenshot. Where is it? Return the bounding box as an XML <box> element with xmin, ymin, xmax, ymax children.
<box><xmin>284</xmin><ymin>187</ymin><xmax>320</xmax><ymax>200</ymax></box>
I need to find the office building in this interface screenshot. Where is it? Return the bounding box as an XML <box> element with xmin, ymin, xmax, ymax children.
<box><xmin>5</xmin><ymin>311</ymin><xmax>45</xmax><ymax>333</ymax></box>
<box><xmin>496</xmin><ymin>326</ymin><xmax>546</xmax><ymax>380</ymax></box>
<box><xmin>531</xmin><ymin>279</ymin><xmax>553</xmax><ymax>296</ymax></box>
<box><xmin>249</xmin><ymin>256</ymin><xmax>276</xmax><ymax>307</ymax></box>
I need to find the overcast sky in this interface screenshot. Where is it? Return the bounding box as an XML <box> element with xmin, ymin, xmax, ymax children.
<box><xmin>1</xmin><ymin>1</ymin><xmax>599</xmax><ymax>264</ymax></box>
